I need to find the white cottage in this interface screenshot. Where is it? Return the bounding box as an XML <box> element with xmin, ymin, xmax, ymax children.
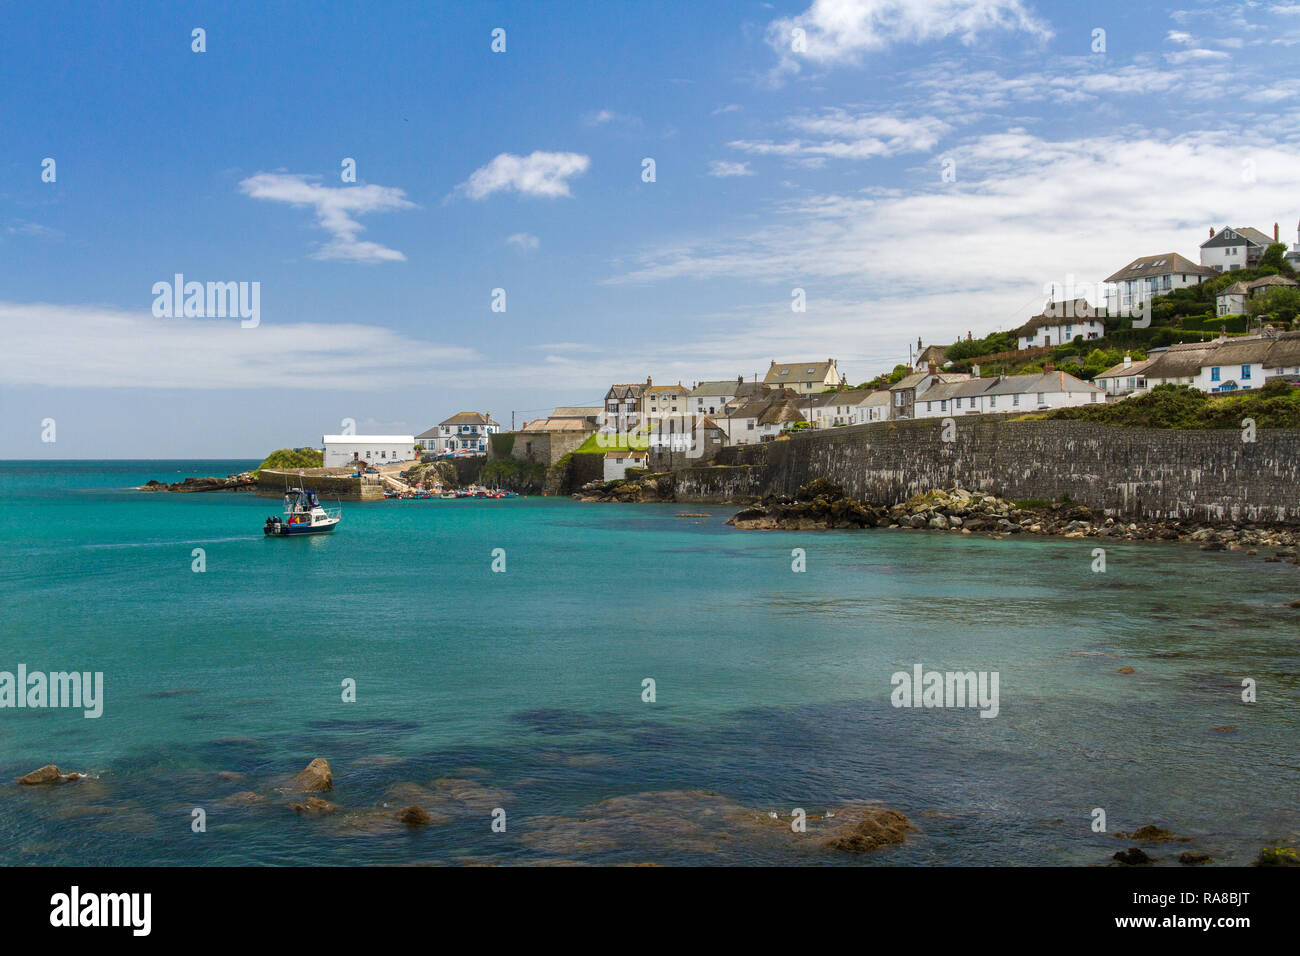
<box><xmin>322</xmin><ymin>435</ymin><xmax>416</xmax><ymax>468</ymax></box>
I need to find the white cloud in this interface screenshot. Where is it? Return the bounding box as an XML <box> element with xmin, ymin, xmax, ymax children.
<box><xmin>711</xmin><ymin>104</ymin><xmax>744</xmax><ymax>114</ymax></box>
<box><xmin>767</xmin><ymin>0</ymin><xmax>1052</xmax><ymax>78</ymax></box>
<box><xmin>238</xmin><ymin>173</ymin><xmax>415</xmax><ymax>263</ymax></box>
<box><xmin>582</xmin><ymin>109</ymin><xmax>641</xmax><ymax>127</ymax></box>
<box><xmin>605</xmin><ymin>128</ymin><xmax>1300</xmax><ymax>356</ymax></box>
<box><xmin>730</xmin><ymin>110</ymin><xmax>950</xmax><ymax>161</ymax></box>
<box><xmin>507</xmin><ymin>232</ymin><xmax>540</xmax><ymax>249</ymax></box>
<box><xmin>0</xmin><ymin>302</ymin><xmax>477</xmax><ymax>390</ymax></box>
<box><xmin>456</xmin><ymin>151</ymin><xmax>591</xmax><ymax>200</ymax></box>
<box><xmin>708</xmin><ymin>160</ymin><xmax>755</xmax><ymax>177</ymax></box>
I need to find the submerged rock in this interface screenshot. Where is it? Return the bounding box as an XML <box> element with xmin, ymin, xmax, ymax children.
<box><xmin>397</xmin><ymin>805</ymin><xmax>433</xmax><ymax>827</ymax></box>
<box><xmin>291</xmin><ymin>796</ymin><xmax>340</xmax><ymax>817</ymax></box>
<box><xmin>1254</xmin><ymin>846</ymin><xmax>1299</xmax><ymax>866</ymax></box>
<box><xmin>1179</xmin><ymin>851</ymin><xmax>1212</xmax><ymax>865</ymax></box>
<box><xmin>1111</xmin><ymin>848</ymin><xmax>1152</xmax><ymax>866</ymax></box>
<box><xmin>821</xmin><ymin>807</ymin><xmax>914</xmax><ymax>854</ymax></box>
<box><xmin>1115</xmin><ymin>825</ymin><xmax>1176</xmax><ymax>842</ymax></box>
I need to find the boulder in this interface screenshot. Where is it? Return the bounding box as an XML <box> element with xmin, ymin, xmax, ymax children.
<box><xmin>1178</xmin><ymin>852</ymin><xmax>1212</xmax><ymax>865</ymax></box>
<box><xmin>290</xmin><ymin>758</ymin><xmax>333</xmax><ymax>792</ymax></box>
<box><xmin>17</xmin><ymin>765</ymin><xmax>63</xmax><ymax>785</ymax></box>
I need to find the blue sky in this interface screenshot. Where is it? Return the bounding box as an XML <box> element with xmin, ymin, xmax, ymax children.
<box><xmin>3</xmin><ymin>0</ymin><xmax>1299</xmax><ymax>457</ymax></box>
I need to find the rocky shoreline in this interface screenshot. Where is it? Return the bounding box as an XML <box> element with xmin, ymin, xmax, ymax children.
<box><xmin>139</xmin><ymin>472</ymin><xmax>256</xmax><ymax>493</ymax></box>
<box><xmin>14</xmin><ymin>759</ymin><xmax>1293</xmax><ymax>865</ymax></box>
<box><xmin>714</xmin><ymin>480</ymin><xmax>1300</xmax><ymax>557</ymax></box>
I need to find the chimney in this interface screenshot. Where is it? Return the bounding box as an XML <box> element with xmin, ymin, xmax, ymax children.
<box><xmin>737</xmin><ymin>374</ymin><xmax>743</xmax><ymax>384</ymax></box>
<box><xmin>770</xmin><ymin>360</ymin><xmax>776</xmax><ymax>367</ymax></box>
<box><xmin>1122</xmin><ymin>352</ymin><xmax>1131</xmax><ymax>369</ymax></box>
<box><xmin>917</xmin><ymin>336</ymin><xmax>922</xmax><ymax>350</ymax></box>
<box><xmin>1275</xmin><ymin>222</ymin><xmax>1280</xmax><ymax>241</ymax></box>
<box><xmin>972</xmin><ymin>364</ymin><xmax>981</xmax><ymax>378</ymax></box>
<box><xmin>1209</xmin><ymin>226</ymin><xmax>1215</xmax><ymax>238</ymax></box>
<box><xmin>928</xmin><ymin>361</ymin><xmax>937</xmax><ymax>375</ymax></box>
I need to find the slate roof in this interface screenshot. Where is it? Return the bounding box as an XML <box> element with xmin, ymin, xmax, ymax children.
<box><xmin>1105</xmin><ymin>253</ymin><xmax>1216</xmax><ymax>283</ymax></box>
<box><xmin>440</xmin><ymin>411</ymin><xmax>498</xmax><ymax>427</ymax></box>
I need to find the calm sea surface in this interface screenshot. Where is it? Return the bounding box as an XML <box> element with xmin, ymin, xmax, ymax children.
<box><xmin>0</xmin><ymin>460</ymin><xmax>1296</xmax><ymax>865</ymax></box>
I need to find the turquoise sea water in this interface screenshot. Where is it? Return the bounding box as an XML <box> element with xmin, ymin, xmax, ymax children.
<box><xmin>0</xmin><ymin>460</ymin><xmax>1296</xmax><ymax>866</ymax></box>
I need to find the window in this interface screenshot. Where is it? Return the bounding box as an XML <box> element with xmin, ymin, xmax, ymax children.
<box><xmin>990</xmin><ymin>396</ymin><xmax>997</xmax><ymax>407</ymax></box>
<box><xmin>895</xmin><ymin>392</ymin><xmax>905</xmax><ymax>406</ymax></box>
<box><xmin>1242</xmin><ymin>365</ymin><xmax>1251</xmax><ymax>380</ymax></box>
<box><xmin>1013</xmin><ymin>394</ymin><xmax>1020</xmax><ymax>406</ymax></box>
<box><xmin>1211</xmin><ymin>367</ymin><xmax>1221</xmax><ymax>382</ymax></box>
<box><xmin>926</xmin><ymin>401</ymin><xmax>932</xmax><ymax>411</ymax></box>
<box><xmin>940</xmin><ymin>400</ymin><xmax>948</xmax><ymax>411</ymax></box>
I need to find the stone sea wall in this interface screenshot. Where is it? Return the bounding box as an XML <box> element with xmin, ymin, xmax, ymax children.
<box><xmin>674</xmin><ymin>419</ymin><xmax>1300</xmax><ymax>522</ymax></box>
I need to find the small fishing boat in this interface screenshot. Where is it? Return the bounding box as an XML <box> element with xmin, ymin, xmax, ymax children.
<box><xmin>264</xmin><ymin>488</ymin><xmax>341</xmax><ymax>536</ymax></box>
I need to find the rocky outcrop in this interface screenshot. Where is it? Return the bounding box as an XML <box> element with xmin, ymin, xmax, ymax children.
<box><xmin>576</xmin><ymin>474</ymin><xmax>676</xmax><ymax>503</ymax></box>
<box><xmin>289</xmin><ymin>758</ymin><xmax>333</xmax><ymax>792</ymax></box>
<box><xmin>139</xmin><ymin>473</ymin><xmax>255</xmax><ymax>493</ymax></box>
<box><xmin>724</xmin><ymin>484</ymin><xmax>1300</xmax><ymax>554</ymax></box>
<box><xmin>400</xmin><ymin>460</ymin><xmax>462</xmax><ymax>490</ymax></box>
<box><xmin>821</xmin><ymin>807</ymin><xmax>914</xmax><ymax>854</ymax></box>
<box><xmin>726</xmin><ymin>479</ymin><xmax>886</xmax><ymax>530</ymax></box>
<box><xmin>16</xmin><ymin>765</ymin><xmax>81</xmax><ymax>785</ymax></box>
<box><xmin>1254</xmin><ymin>845</ymin><xmax>1299</xmax><ymax>866</ymax></box>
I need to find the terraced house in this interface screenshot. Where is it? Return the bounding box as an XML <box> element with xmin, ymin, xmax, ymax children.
<box><xmin>688</xmin><ymin>377</ymin><xmax>769</xmax><ymax>418</ymax></box>
<box><xmin>912</xmin><ymin>368</ymin><xmax>1104</xmax><ymax>417</ymax></box>
<box><xmin>603</xmin><ymin>379</ymin><xmax>652</xmax><ymax>432</ymax></box>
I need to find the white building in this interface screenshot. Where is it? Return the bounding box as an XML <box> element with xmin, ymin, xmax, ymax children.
<box><xmin>603</xmin><ymin>448</ymin><xmax>648</xmax><ymax>481</ymax></box>
<box><xmin>322</xmin><ymin>435</ymin><xmax>416</xmax><ymax>468</ymax></box>
<box><xmin>1094</xmin><ymin>355</ymin><xmax>1156</xmax><ymax>397</ymax></box>
<box><xmin>1014</xmin><ymin>299</ymin><xmax>1106</xmax><ymax>350</ymax></box>
<box><xmin>913</xmin><ymin>369</ymin><xmax>1104</xmax><ymax>417</ymax></box>
<box><xmin>416</xmin><ymin>412</ymin><xmax>500</xmax><ymax>455</ymax></box>
<box><xmin>1104</xmin><ymin>253</ymin><xmax>1217</xmax><ymax>315</ymax></box>
<box><xmin>689</xmin><ymin>378</ymin><xmax>769</xmax><ymax>418</ymax></box>
<box><xmin>1215</xmin><ymin>281</ymin><xmax>1250</xmax><ymax>317</ymax></box>
<box><xmin>809</xmin><ymin>389</ymin><xmax>890</xmax><ymax>427</ymax></box>
<box><xmin>1199</xmin><ymin>225</ymin><xmax>1275</xmax><ymax>273</ymax></box>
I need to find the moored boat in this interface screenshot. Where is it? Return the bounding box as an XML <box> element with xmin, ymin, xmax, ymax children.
<box><xmin>264</xmin><ymin>488</ymin><xmax>341</xmax><ymax>536</ymax></box>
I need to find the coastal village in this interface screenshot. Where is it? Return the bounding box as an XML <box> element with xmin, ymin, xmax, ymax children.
<box><xmin>312</xmin><ymin>219</ymin><xmax>1300</xmax><ymax>490</ymax></box>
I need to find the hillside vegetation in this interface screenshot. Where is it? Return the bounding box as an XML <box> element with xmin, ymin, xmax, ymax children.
<box><xmin>255</xmin><ymin>447</ymin><xmax>324</xmax><ymax>474</ymax></box>
<box><xmin>1031</xmin><ymin>380</ymin><xmax>1300</xmax><ymax>429</ymax></box>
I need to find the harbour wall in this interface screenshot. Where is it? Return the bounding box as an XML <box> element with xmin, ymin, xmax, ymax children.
<box><xmin>256</xmin><ymin>469</ymin><xmax>384</xmax><ymax>501</ymax></box>
<box><xmin>673</xmin><ymin>418</ymin><xmax>1300</xmax><ymax>522</ymax></box>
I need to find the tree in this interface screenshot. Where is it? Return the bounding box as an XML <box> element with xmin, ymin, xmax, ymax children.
<box><xmin>1245</xmin><ymin>286</ymin><xmax>1300</xmax><ymax>325</ymax></box>
<box><xmin>1260</xmin><ymin>241</ymin><xmax>1295</xmax><ymax>274</ymax></box>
